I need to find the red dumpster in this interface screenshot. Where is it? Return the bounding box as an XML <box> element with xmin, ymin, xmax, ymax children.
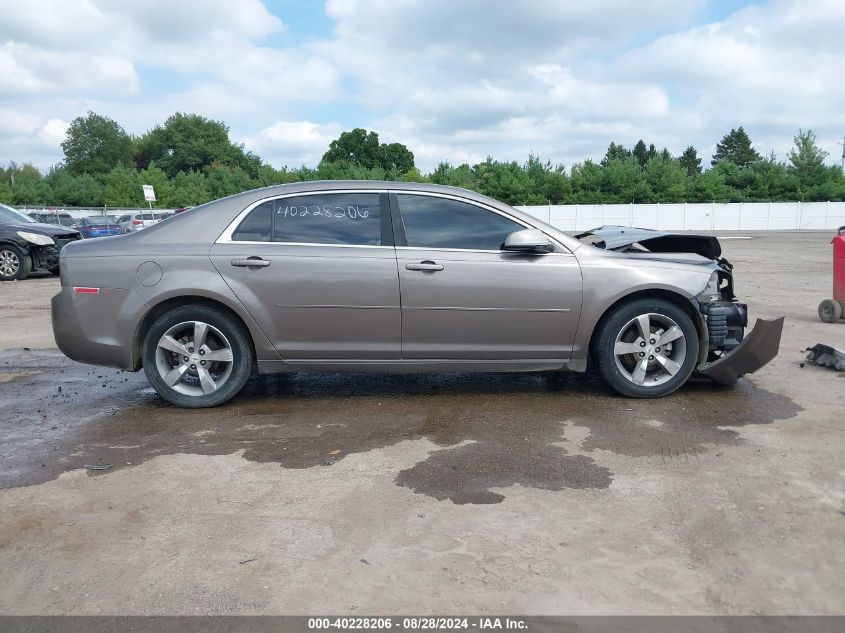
<box><xmin>818</xmin><ymin>225</ymin><xmax>845</xmax><ymax>322</ymax></box>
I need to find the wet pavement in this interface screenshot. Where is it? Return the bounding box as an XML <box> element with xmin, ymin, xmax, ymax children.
<box><xmin>1</xmin><ymin>232</ymin><xmax>843</xmax><ymax>615</ymax></box>
<box><xmin>0</xmin><ymin>349</ymin><xmax>800</xmax><ymax>502</ymax></box>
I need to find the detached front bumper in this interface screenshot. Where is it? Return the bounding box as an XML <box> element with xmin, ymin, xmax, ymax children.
<box><xmin>697</xmin><ymin>317</ymin><xmax>785</xmax><ymax>385</ymax></box>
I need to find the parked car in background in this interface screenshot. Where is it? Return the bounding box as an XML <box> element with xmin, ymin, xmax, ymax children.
<box><xmin>116</xmin><ymin>212</ymin><xmax>161</xmax><ymax>233</ymax></box>
<box><xmin>28</xmin><ymin>211</ymin><xmax>76</xmax><ymax>227</ymax></box>
<box><xmin>173</xmin><ymin>207</ymin><xmax>192</xmax><ymax>215</ymax></box>
<box><xmin>51</xmin><ymin>181</ymin><xmax>783</xmax><ymax>407</ymax></box>
<box><xmin>0</xmin><ymin>203</ymin><xmax>81</xmax><ymax>281</ymax></box>
<box><xmin>76</xmin><ymin>216</ymin><xmax>123</xmax><ymax>239</ymax></box>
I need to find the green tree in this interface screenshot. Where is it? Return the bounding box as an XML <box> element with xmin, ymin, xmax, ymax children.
<box><xmin>381</xmin><ymin>142</ymin><xmax>415</xmax><ymax>174</ymax></box>
<box><xmin>746</xmin><ymin>157</ymin><xmax>797</xmax><ymax>201</ymax></box>
<box><xmin>542</xmin><ymin>165</ymin><xmax>570</xmax><ymax>204</ymax></box>
<box><xmin>632</xmin><ymin>140</ymin><xmax>648</xmax><ymax>167</ymax></box>
<box><xmin>171</xmin><ymin>171</ymin><xmax>212</xmax><ymax>206</ymax></box>
<box><xmin>679</xmin><ymin>146</ymin><xmax>702</xmax><ymax>177</ymax></box>
<box><xmin>602</xmin><ymin>156</ymin><xmax>651</xmax><ymax>202</ymax></box>
<box><xmin>61</xmin><ymin>111</ymin><xmax>134</xmax><ymax>176</ymax></box>
<box><xmin>430</xmin><ymin>161</ymin><xmax>475</xmax><ymax>189</ymax></box>
<box><xmin>45</xmin><ymin>167</ymin><xmax>105</xmax><ymax>206</ymax></box>
<box><xmin>204</xmin><ymin>163</ymin><xmax>254</xmax><ymax>199</ymax></box>
<box><xmin>644</xmin><ymin>155</ymin><xmax>686</xmax><ymax>202</ymax></box>
<box><xmin>402</xmin><ymin>167</ymin><xmax>429</xmax><ymax>183</ymax></box>
<box><xmin>687</xmin><ymin>168</ymin><xmax>735</xmax><ymax>202</ymax></box>
<box><xmin>138</xmin><ymin>163</ymin><xmax>173</xmax><ymax>207</ymax></box>
<box><xmin>787</xmin><ymin>129</ymin><xmax>828</xmax><ymax>197</ymax></box>
<box><xmin>569</xmin><ymin>160</ymin><xmax>608</xmax><ymax>203</ymax></box>
<box><xmin>6</xmin><ymin>162</ymin><xmax>50</xmax><ymax>205</ymax></box>
<box><xmin>601</xmin><ymin>142</ymin><xmax>631</xmax><ymax>166</ymax></box>
<box><xmin>321</xmin><ymin>128</ymin><xmax>383</xmax><ymax>169</ymax></box>
<box><xmin>103</xmin><ymin>164</ymin><xmax>142</xmax><ymax>207</ymax></box>
<box><xmin>321</xmin><ymin>128</ymin><xmax>416</xmax><ymax>174</ymax></box>
<box><xmin>136</xmin><ymin>113</ymin><xmax>261</xmax><ymax>178</ymax></box>
<box><xmin>712</xmin><ymin>126</ymin><xmax>761</xmax><ymax>167</ymax></box>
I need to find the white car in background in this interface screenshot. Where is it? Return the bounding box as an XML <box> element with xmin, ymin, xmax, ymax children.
<box><xmin>116</xmin><ymin>212</ymin><xmax>162</xmax><ymax>233</ymax></box>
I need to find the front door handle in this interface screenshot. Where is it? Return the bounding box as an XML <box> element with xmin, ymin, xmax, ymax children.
<box><xmin>231</xmin><ymin>257</ymin><xmax>270</xmax><ymax>268</ymax></box>
<box><xmin>405</xmin><ymin>261</ymin><xmax>444</xmax><ymax>272</ymax></box>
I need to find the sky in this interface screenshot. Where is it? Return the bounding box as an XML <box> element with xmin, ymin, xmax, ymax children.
<box><xmin>1</xmin><ymin>0</ymin><xmax>843</xmax><ymax>173</ymax></box>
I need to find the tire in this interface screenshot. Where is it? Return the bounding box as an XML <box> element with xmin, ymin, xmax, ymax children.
<box><xmin>142</xmin><ymin>305</ymin><xmax>254</xmax><ymax>408</ymax></box>
<box><xmin>818</xmin><ymin>299</ymin><xmax>842</xmax><ymax>323</ymax></box>
<box><xmin>0</xmin><ymin>245</ymin><xmax>32</xmax><ymax>281</ymax></box>
<box><xmin>592</xmin><ymin>297</ymin><xmax>699</xmax><ymax>398</ymax></box>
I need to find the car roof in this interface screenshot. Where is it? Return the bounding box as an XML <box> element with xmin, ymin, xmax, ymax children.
<box><xmin>73</xmin><ymin>181</ymin><xmax>583</xmax><ymax>255</ymax></box>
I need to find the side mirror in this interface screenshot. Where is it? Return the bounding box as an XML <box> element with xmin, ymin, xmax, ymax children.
<box><xmin>503</xmin><ymin>229</ymin><xmax>553</xmax><ymax>253</ymax></box>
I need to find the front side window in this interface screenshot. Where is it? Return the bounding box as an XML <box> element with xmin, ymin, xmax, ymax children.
<box><xmin>232</xmin><ymin>193</ymin><xmax>382</xmax><ymax>246</ymax></box>
<box><xmin>397</xmin><ymin>194</ymin><xmax>523</xmax><ymax>250</ymax></box>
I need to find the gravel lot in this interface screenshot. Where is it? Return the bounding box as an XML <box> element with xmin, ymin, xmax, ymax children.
<box><xmin>0</xmin><ymin>231</ymin><xmax>843</xmax><ymax>615</ymax></box>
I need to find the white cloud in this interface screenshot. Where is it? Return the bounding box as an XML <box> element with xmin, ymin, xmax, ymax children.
<box><xmin>617</xmin><ymin>0</ymin><xmax>845</xmax><ymax>161</ymax></box>
<box><xmin>244</xmin><ymin>120</ymin><xmax>344</xmax><ymax>167</ymax></box>
<box><xmin>1</xmin><ymin>0</ymin><xmax>843</xmax><ymax>172</ymax></box>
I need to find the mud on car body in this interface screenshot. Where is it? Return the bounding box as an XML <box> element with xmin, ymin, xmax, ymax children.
<box><xmin>0</xmin><ymin>203</ymin><xmax>82</xmax><ymax>281</ymax></box>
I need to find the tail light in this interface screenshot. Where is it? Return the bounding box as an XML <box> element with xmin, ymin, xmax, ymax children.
<box><xmin>132</xmin><ymin>219</ymin><xmax>143</xmax><ymax>225</ymax></box>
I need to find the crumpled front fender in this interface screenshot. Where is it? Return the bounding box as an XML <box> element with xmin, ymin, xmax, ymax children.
<box><xmin>697</xmin><ymin>317</ymin><xmax>785</xmax><ymax>385</ymax></box>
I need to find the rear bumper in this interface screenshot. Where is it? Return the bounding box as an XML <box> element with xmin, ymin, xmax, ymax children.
<box><xmin>697</xmin><ymin>317</ymin><xmax>784</xmax><ymax>385</ymax></box>
<box><xmin>51</xmin><ymin>286</ymin><xmax>150</xmax><ymax>370</ymax></box>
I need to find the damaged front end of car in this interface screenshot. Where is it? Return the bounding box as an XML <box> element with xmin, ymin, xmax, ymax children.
<box><xmin>691</xmin><ymin>268</ymin><xmax>784</xmax><ymax>385</ymax></box>
<box><xmin>576</xmin><ymin>226</ymin><xmax>784</xmax><ymax>384</ymax></box>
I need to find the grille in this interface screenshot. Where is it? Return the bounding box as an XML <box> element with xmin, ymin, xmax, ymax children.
<box><xmin>55</xmin><ymin>235</ymin><xmax>81</xmax><ymax>252</ymax></box>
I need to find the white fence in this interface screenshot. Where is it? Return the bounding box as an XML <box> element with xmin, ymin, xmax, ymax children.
<box><xmin>20</xmin><ymin>206</ymin><xmax>176</xmax><ymax>220</ymax></box>
<box><xmin>515</xmin><ymin>201</ymin><xmax>845</xmax><ymax>232</ymax></box>
<box><xmin>22</xmin><ymin>201</ymin><xmax>845</xmax><ymax>230</ymax></box>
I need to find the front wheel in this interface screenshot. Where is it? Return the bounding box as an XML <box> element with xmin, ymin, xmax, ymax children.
<box><xmin>142</xmin><ymin>305</ymin><xmax>254</xmax><ymax>408</ymax></box>
<box><xmin>592</xmin><ymin>298</ymin><xmax>699</xmax><ymax>398</ymax></box>
<box><xmin>0</xmin><ymin>245</ymin><xmax>32</xmax><ymax>281</ymax></box>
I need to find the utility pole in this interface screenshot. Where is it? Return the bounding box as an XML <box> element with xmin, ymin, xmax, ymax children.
<box><xmin>840</xmin><ymin>135</ymin><xmax>845</xmax><ymax>172</ymax></box>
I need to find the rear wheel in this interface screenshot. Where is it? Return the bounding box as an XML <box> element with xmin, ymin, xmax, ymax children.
<box><xmin>593</xmin><ymin>297</ymin><xmax>699</xmax><ymax>398</ymax></box>
<box><xmin>0</xmin><ymin>245</ymin><xmax>32</xmax><ymax>281</ymax></box>
<box><xmin>142</xmin><ymin>305</ymin><xmax>254</xmax><ymax>408</ymax></box>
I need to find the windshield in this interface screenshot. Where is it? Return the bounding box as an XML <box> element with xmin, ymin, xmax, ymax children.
<box><xmin>0</xmin><ymin>204</ymin><xmax>36</xmax><ymax>225</ymax></box>
<box><xmin>85</xmin><ymin>216</ymin><xmax>118</xmax><ymax>225</ymax></box>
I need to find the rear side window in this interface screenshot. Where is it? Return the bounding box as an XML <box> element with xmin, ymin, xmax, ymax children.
<box><xmin>397</xmin><ymin>194</ymin><xmax>523</xmax><ymax>250</ymax></box>
<box><xmin>233</xmin><ymin>193</ymin><xmax>382</xmax><ymax>246</ymax></box>
<box><xmin>233</xmin><ymin>202</ymin><xmax>272</xmax><ymax>242</ymax></box>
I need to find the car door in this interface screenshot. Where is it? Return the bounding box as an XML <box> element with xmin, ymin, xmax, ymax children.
<box><xmin>210</xmin><ymin>190</ymin><xmax>401</xmax><ymax>361</ymax></box>
<box><xmin>393</xmin><ymin>192</ymin><xmax>582</xmax><ymax>360</ymax></box>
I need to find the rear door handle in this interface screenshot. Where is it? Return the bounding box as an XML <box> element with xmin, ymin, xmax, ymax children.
<box><xmin>231</xmin><ymin>257</ymin><xmax>270</xmax><ymax>268</ymax></box>
<box><xmin>405</xmin><ymin>261</ymin><xmax>444</xmax><ymax>272</ymax></box>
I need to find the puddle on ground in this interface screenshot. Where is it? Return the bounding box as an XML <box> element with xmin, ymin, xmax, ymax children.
<box><xmin>0</xmin><ymin>351</ymin><xmax>802</xmax><ymax>503</ymax></box>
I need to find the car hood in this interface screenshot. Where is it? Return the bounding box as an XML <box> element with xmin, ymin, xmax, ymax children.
<box><xmin>574</xmin><ymin>225</ymin><xmax>722</xmax><ymax>260</ymax></box>
<box><xmin>612</xmin><ymin>250</ymin><xmax>718</xmax><ymax>266</ymax></box>
<box><xmin>4</xmin><ymin>222</ymin><xmax>81</xmax><ymax>237</ymax></box>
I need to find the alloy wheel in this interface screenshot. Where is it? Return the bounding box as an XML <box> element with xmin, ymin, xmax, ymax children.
<box><xmin>154</xmin><ymin>321</ymin><xmax>234</xmax><ymax>396</ymax></box>
<box><xmin>613</xmin><ymin>312</ymin><xmax>687</xmax><ymax>387</ymax></box>
<box><xmin>0</xmin><ymin>249</ymin><xmax>20</xmax><ymax>277</ymax></box>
